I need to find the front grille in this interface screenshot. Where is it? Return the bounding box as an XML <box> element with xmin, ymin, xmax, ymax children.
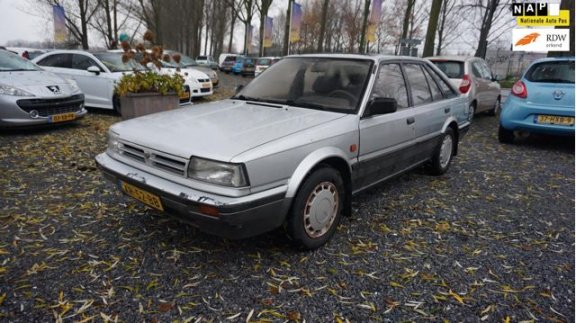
<box><xmin>119</xmin><ymin>141</ymin><xmax>187</xmax><ymax>176</ymax></box>
<box><xmin>200</xmin><ymin>88</ymin><xmax>211</xmax><ymax>93</ymax></box>
<box><xmin>197</xmin><ymin>79</ymin><xmax>210</xmax><ymax>83</ymax></box>
<box><xmin>17</xmin><ymin>94</ymin><xmax>84</xmax><ymax>117</ymax></box>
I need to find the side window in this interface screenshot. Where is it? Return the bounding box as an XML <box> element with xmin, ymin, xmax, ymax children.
<box><xmin>72</xmin><ymin>54</ymin><xmax>100</xmax><ymax>70</ymax></box>
<box><xmin>480</xmin><ymin>61</ymin><xmax>494</xmax><ymax>80</ymax></box>
<box><xmin>425</xmin><ymin>65</ymin><xmax>457</xmax><ymax>98</ymax></box>
<box><xmin>36</xmin><ymin>53</ymin><xmax>72</xmax><ymax>68</ymax></box>
<box><xmin>471</xmin><ymin>62</ymin><xmax>483</xmax><ymax>78</ymax></box>
<box><xmin>404</xmin><ymin>63</ymin><xmax>433</xmax><ymax>106</ymax></box>
<box><xmin>421</xmin><ymin>66</ymin><xmax>444</xmax><ymax>101</ymax></box>
<box><xmin>370</xmin><ymin>63</ymin><xmax>409</xmax><ymax>109</ymax></box>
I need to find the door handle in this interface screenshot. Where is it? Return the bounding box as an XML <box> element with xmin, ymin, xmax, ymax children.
<box><xmin>444</xmin><ymin>108</ymin><xmax>451</xmax><ymax>113</ymax></box>
<box><xmin>406</xmin><ymin>117</ymin><xmax>415</xmax><ymax>125</ymax></box>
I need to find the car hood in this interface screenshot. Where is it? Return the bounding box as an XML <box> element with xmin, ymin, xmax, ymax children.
<box><xmin>112</xmin><ymin>99</ymin><xmax>346</xmax><ymax>162</ymax></box>
<box><xmin>0</xmin><ymin>70</ymin><xmax>79</xmax><ymax>96</ymax></box>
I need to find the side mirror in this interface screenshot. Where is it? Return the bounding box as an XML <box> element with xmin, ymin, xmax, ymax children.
<box><xmin>87</xmin><ymin>66</ymin><xmax>100</xmax><ymax>75</ymax></box>
<box><xmin>146</xmin><ymin>62</ymin><xmax>156</xmax><ymax>70</ymax></box>
<box><xmin>365</xmin><ymin>98</ymin><xmax>397</xmax><ymax>117</ymax></box>
<box><xmin>234</xmin><ymin>84</ymin><xmax>244</xmax><ymax>94</ymax></box>
<box><xmin>492</xmin><ymin>75</ymin><xmax>502</xmax><ymax>82</ymax></box>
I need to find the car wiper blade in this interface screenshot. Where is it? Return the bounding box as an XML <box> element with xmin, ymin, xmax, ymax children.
<box><xmin>2</xmin><ymin>69</ymin><xmax>34</xmax><ymax>72</ymax></box>
<box><xmin>232</xmin><ymin>94</ymin><xmax>265</xmax><ymax>102</ymax></box>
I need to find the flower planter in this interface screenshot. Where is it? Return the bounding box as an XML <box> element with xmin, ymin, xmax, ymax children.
<box><xmin>119</xmin><ymin>92</ymin><xmax>179</xmax><ymax>120</ymax></box>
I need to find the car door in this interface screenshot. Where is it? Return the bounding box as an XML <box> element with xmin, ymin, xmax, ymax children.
<box><xmin>478</xmin><ymin>60</ymin><xmax>500</xmax><ymax>110</ymax></box>
<box><xmin>356</xmin><ymin>62</ymin><xmax>415</xmax><ymax>191</ymax></box>
<box><xmin>470</xmin><ymin>60</ymin><xmax>494</xmax><ymax>112</ymax></box>
<box><xmin>401</xmin><ymin>63</ymin><xmax>449</xmax><ymax>163</ymax></box>
<box><xmin>70</xmin><ymin>53</ymin><xmax>113</xmax><ymax>109</ymax></box>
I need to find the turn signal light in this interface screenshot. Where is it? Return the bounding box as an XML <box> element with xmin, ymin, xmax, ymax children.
<box><xmin>198</xmin><ymin>204</ymin><xmax>220</xmax><ymax>217</ymax></box>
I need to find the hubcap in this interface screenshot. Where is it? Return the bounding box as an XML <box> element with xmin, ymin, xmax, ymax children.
<box><xmin>303</xmin><ymin>181</ymin><xmax>339</xmax><ymax>238</ymax></box>
<box><xmin>439</xmin><ymin>134</ymin><xmax>453</xmax><ymax>168</ymax></box>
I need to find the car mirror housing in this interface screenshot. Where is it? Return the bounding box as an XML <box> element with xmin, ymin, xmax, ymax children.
<box><xmin>87</xmin><ymin>66</ymin><xmax>100</xmax><ymax>75</ymax></box>
<box><xmin>365</xmin><ymin>98</ymin><xmax>397</xmax><ymax>117</ymax></box>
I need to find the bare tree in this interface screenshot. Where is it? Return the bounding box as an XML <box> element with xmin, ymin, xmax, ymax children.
<box><xmin>422</xmin><ymin>0</ymin><xmax>442</xmax><ymax>56</ymax></box>
<box><xmin>358</xmin><ymin>0</ymin><xmax>371</xmax><ymax>53</ymax></box>
<box><xmin>436</xmin><ymin>0</ymin><xmax>460</xmax><ymax>55</ymax></box>
<box><xmin>461</xmin><ymin>0</ymin><xmax>512</xmax><ymax>59</ymax></box>
<box><xmin>316</xmin><ymin>0</ymin><xmax>330</xmax><ymax>52</ymax></box>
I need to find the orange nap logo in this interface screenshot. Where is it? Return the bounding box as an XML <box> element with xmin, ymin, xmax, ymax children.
<box><xmin>514</xmin><ymin>32</ymin><xmax>540</xmax><ymax>46</ymax></box>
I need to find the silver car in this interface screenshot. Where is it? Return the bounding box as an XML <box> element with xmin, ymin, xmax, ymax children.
<box><xmin>96</xmin><ymin>54</ymin><xmax>470</xmax><ymax>249</ymax></box>
<box><xmin>0</xmin><ymin>50</ymin><xmax>86</xmax><ymax>128</ymax></box>
<box><xmin>428</xmin><ymin>56</ymin><xmax>501</xmax><ymax>119</ymax></box>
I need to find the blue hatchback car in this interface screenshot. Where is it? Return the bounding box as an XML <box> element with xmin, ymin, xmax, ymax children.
<box><xmin>499</xmin><ymin>57</ymin><xmax>575</xmax><ymax>143</ymax></box>
<box><xmin>231</xmin><ymin>56</ymin><xmax>255</xmax><ymax>76</ymax></box>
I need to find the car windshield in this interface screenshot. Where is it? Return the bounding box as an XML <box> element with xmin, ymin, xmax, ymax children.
<box><xmin>93</xmin><ymin>52</ymin><xmax>144</xmax><ymax>72</ymax></box>
<box><xmin>233</xmin><ymin>57</ymin><xmax>373</xmax><ymax>113</ymax></box>
<box><xmin>0</xmin><ymin>50</ymin><xmax>40</xmax><ymax>71</ymax></box>
<box><xmin>431</xmin><ymin>60</ymin><xmax>464</xmax><ymax>79</ymax></box>
<box><xmin>525</xmin><ymin>60</ymin><xmax>575</xmax><ymax>84</ymax></box>
<box><xmin>164</xmin><ymin>51</ymin><xmax>198</xmax><ymax>67</ymax></box>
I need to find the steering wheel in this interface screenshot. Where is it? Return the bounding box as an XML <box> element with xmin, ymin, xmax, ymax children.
<box><xmin>327</xmin><ymin>90</ymin><xmax>356</xmax><ymax>103</ymax></box>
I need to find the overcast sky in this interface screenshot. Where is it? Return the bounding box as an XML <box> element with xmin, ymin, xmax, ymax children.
<box><xmin>0</xmin><ymin>0</ymin><xmax>49</xmax><ymax>45</ymax></box>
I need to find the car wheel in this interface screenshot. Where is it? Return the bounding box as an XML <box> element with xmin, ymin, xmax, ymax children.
<box><xmin>286</xmin><ymin>167</ymin><xmax>344</xmax><ymax>250</ymax></box>
<box><xmin>488</xmin><ymin>97</ymin><xmax>501</xmax><ymax>116</ymax></box>
<box><xmin>429</xmin><ymin>128</ymin><xmax>455</xmax><ymax>175</ymax></box>
<box><xmin>498</xmin><ymin>125</ymin><xmax>515</xmax><ymax>144</ymax></box>
<box><xmin>113</xmin><ymin>95</ymin><xmax>121</xmax><ymax>116</ymax></box>
<box><xmin>468</xmin><ymin>103</ymin><xmax>476</xmax><ymax>122</ymax></box>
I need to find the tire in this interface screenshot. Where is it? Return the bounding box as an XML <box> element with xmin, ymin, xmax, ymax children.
<box><xmin>286</xmin><ymin>167</ymin><xmax>344</xmax><ymax>250</ymax></box>
<box><xmin>429</xmin><ymin>128</ymin><xmax>455</xmax><ymax>175</ymax></box>
<box><xmin>488</xmin><ymin>97</ymin><xmax>501</xmax><ymax>116</ymax></box>
<box><xmin>112</xmin><ymin>95</ymin><xmax>121</xmax><ymax>116</ymax></box>
<box><xmin>498</xmin><ymin>125</ymin><xmax>515</xmax><ymax>144</ymax></box>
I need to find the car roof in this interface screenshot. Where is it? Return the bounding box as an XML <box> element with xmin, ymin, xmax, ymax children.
<box><xmin>290</xmin><ymin>53</ymin><xmax>431</xmax><ymax>65</ymax></box>
<box><xmin>426</xmin><ymin>55</ymin><xmax>479</xmax><ymax>62</ymax></box>
<box><xmin>529</xmin><ymin>56</ymin><xmax>575</xmax><ymax>64</ymax></box>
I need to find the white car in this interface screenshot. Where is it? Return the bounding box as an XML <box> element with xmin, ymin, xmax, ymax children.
<box><xmin>33</xmin><ymin>50</ymin><xmax>144</xmax><ymax>113</ymax></box>
<box><xmin>156</xmin><ymin>60</ymin><xmax>213</xmax><ymax>99</ymax></box>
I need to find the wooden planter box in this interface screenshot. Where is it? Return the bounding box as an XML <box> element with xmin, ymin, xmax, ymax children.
<box><xmin>119</xmin><ymin>92</ymin><xmax>180</xmax><ymax>120</ymax></box>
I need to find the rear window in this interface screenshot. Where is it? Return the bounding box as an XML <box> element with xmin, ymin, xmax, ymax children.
<box><xmin>431</xmin><ymin>61</ymin><xmax>464</xmax><ymax>79</ymax></box>
<box><xmin>525</xmin><ymin>60</ymin><xmax>574</xmax><ymax>84</ymax></box>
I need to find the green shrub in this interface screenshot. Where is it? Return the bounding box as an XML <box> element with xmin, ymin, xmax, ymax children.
<box><xmin>114</xmin><ymin>71</ymin><xmax>185</xmax><ymax>97</ymax></box>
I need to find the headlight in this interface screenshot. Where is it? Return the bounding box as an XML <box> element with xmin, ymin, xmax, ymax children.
<box><xmin>65</xmin><ymin>78</ymin><xmax>81</xmax><ymax>93</ymax></box>
<box><xmin>107</xmin><ymin>130</ymin><xmax>120</xmax><ymax>154</ymax></box>
<box><xmin>0</xmin><ymin>84</ymin><xmax>34</xmax><ymax>97</ymax></box>
<box><xmin>188</xmin><ymin>157</ymin><xmax>249</xmax><ymax>187</ymax></box>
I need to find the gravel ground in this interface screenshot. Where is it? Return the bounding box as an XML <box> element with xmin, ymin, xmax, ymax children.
<box><xmin>0</xmin><ymin>73</ymin><xmax>574</xmax><ymax>322</ymax></box>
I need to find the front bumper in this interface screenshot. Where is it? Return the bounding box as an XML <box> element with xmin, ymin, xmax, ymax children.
<box><xmin>95</xmin><ymin>153</ymin><xmax>291</xmax><ymax>239</ymax></box>
<box><xmin>500</xmin><ymin>97</ymin><xmax>575</xmax><ymax>136</ymax></box>
<box><xmin>0</xmin><ymin>94</ymin><xmax>87</xmax><ymax>128</ymax></box>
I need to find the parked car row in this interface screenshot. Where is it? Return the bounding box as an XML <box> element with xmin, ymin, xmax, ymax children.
<box><xmin>218</xmin><ymin>53</ymin><xmax>281</xmax><ymax>77</ymax></box>
<box><xmin>31</xmin><ymin>49</ymin><xmax>217</xmax><ymax>113</ymax></box>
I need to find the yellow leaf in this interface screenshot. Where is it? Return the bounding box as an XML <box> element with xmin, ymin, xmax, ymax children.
<box><xmin>390</xmin><ymin>281</ymin><xmax>404</xmax><ymax>288</ymax></box>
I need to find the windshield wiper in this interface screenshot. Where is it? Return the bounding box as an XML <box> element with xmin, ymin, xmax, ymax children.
<box><xmin>286</xmin><ymin>99</ymin><xmax>330</xmax><ymax>111</ymax></box>
<box><xmin>2</xmin><ymin>69</ymin><xmax>35</xmax><ymax>72</ymax></box>
<box><xmin>232</xmin><ymin>94</ymin><xmax>265</xmax><ymax>102</ymax></box>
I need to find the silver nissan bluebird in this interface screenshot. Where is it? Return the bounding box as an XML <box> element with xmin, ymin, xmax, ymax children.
<box><xmin>96</xmin><ymin>54</ymin><xmax>470</xmax><ymax>249</ymax></box>
<box><xmin>0</xmin><ymin>50</ymin><xmax>86</xmax><ymax>128</ymax></box>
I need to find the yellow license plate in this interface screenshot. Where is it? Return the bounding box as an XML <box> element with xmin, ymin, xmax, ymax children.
<box><xmin>180</xmin><ymin>92</ymin><xmax>190</xmax><ymax>100</ymax></box>
<box><xmin>536</xmin><ymin>115</ymin><xmax>574</xmax><ymax>126</ymax></box>
<box><xmin>51</xmin><ymin>112</ymin><xmax>76</xmax><ymax>123</ymax></box>
<box><xmin>202</xmin><ymin>83</ymin><xmax>211</xmax><ymax>89</ymax></box>
<box><xmin>121</xmin><ymin>181</ymin><xmax>164</xmax><ymax>211</ymax></box>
